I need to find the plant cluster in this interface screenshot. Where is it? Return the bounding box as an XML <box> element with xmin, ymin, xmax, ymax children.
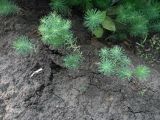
<box><xmin>50</xmin><ymin>0</ymin><xmax>116</xmax><ymax>38</ymax></box>
<box><xmin>98</xmin><ymin>46</ymin><xmax>150</xmax><ymax>80</ymax></box>
<box><xmin>8</xmin><ymin>0</ymin><xmax>152</xmax><ymax>81</ymax></box>
<box><xmin>39</xmin><ymin>13</ymin><xmax>73</xmax><ymax>47</ymax></box>
<box><xmin>50</xmin><ymin>0</ymin><xmax>160</xmax><ymax>40</ymax></box>
<box><xmin>39</xmin><ymin>12</ymin><xmax>82</xmax><ymax>69</ymax></box>
<box><xmin>0</xmin><ymin>0</ymin><xmax>19</xmax><ymax>16</ymax></box>
<box><xmin>13</xmin><ymin>36</ymin><xmax>34</xmax><ymax>55</ymax></box>
<box><xmin>116</xmin><ymin>0</ymin><xmax>160</xmax><ymax>37</ymax></box>
<box><xmin>83</xmin><ymin>0</ymin><xmax>160</xmax><ymax>39</ymax></box>
<box><xmin>50</xmin><ymin>0</ymin><xmax>112</xmax><ymax>14</ymax></box>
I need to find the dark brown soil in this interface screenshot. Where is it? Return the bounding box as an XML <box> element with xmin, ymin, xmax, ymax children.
<box><xmin>0</xmin><ymin>11</ymin><xmax>160</xmax><ymax>120</ymax></box>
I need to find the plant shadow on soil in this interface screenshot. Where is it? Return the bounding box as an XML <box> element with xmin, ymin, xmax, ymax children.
<box><xmin>0</xmin><ymin>5</ymin><xmax>160</xmax><ymax>120</ymax></box>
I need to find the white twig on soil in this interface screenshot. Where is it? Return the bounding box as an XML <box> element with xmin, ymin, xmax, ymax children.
<box><xmin>30</xmin><ymin>68</ymin><xmax>43</xmax><ymax>78</ymax></box>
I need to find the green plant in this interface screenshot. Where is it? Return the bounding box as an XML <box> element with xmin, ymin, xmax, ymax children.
<box><xmin>98</xmin><ymin>59</ymin><xmax>115</xmax><ymax>76</ymax></box>
<box><xmin>110</xmin><ymin>46</ymin><xmax>124</xmax><ymax>60</ymax></box>
<box><xmin>134</xmin><ymin>65</ymin><xmax>150</xmax><ymax>80</ymax></box>
<box><xmin>49</xmin><ymin>0</ymin><xmax>112</xmax><ymax>15</ymax></box>
<box><xmin>63</xmin><ymin>53</ymin><xmax>82</xmax><ymax>69</ymax></box>
<box><xmin>39</xmin><ymin>12</ymin><xmax>82</xmax><ymax>69</ymax></box>
<box><xmin>0</xmin><ymin>0</ymin><xmax>19</xmax><ymax>16</ymax></box>
<box><xmin>116</xmin><ymin>0</ymin><xmax>160</xmax><ymax>38</ymax></box>
<box><xmin>50</xmin><ymin>0</ymin><xmax>69</xmax><ymax>15</ymax></box>
<box><xmin>13</xmin><ymin>36</ymin><xmax>34</xmax><ymax>55</ymax></box>
<box><xmin>98</xmin><ymin>46</ymin><xmax>132</xmax><ymax>79</ymax></box>
<box><xmin>84</xmin><ymin>9</ymin><xmax>115</xmax><ymax>38</ymax></box>
<box><xmin>39</xmin><ymin>13</ymin><xmax>73</xmax><ymax>47</ymax></box>
<box><xmin>93</xmin><ymin>0</ymin><xmax>111</xmax><ymax>10</ymax></box>
<box><xmin>118</xmin><ymin>67</ymin><xmax>133</xmax><ymax>80</ymax></box>
<box><xmin>84</xmin><ymin>9</ymin><xmax>105</xmax><ymax>30</ymax></box>
<box><xmin>139</xmin><ymin>89</ymin><xmax>147</xmax><ymax>96</ymax></box>
<box><xmin>69</xmin><ymin>0</ymin><xmax>112</xmax><ymax>10</ymax></box>
<box><xmin>98</xmin><ymin>46</ymin><xmax>150</xmax><ymax>80</ymax></box>
<box><xmin>117</xmin><ymin>4</ymin><xmax>148</xmax><ymax>37</ymax></box>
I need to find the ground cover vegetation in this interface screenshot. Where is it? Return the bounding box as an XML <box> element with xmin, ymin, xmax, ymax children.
<box><xmin>1</xmin><ymin>0</ymin><xmax>158</xmax><ymax>81</ymax></box>
<box><xmin>136</xmin><ymin>35</ymin><xmax>160</xmax><ymax>64</ymax></box>
<box><xmin>0</xmin><ymin>0</ymin><xmax>19</xmax><ymax>16</ymax></box>
<box><xmin>13</xmin><ymin>36</ymin><xmax>35</xmax><ymax>55</ymax></box>
<box><xmin>98</xmin><ymin>46</ymin><xmax>150</xmax><ymax>80</ymax></box>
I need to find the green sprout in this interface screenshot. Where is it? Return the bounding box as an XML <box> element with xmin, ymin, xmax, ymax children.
<box><xmin>99</xmin><ymin>47</ymin><xmax>110</xmax><ymax>61</ymax></box>
<box><xmin>110</xmin><ymin>46</ymin><xmax>124</xmax><ymax>61</ymax></box>
<box><xmin>0</xmin><ymin>0</ymin><xmax>19</xmax><ymax>16</ymax></box>
<box><xmin>63</xmin><ymin>54</ymin><xmax>82</xmax><ymax>69</ymax></box>
<box><xmin>98</xmin><ymin>59</ymin><xmax>115</xmax><ymax>76</ymax></box>
<box><xmin>84</xmin><ymin>9</ymin><xmax>105</xmax><ymax>31</ymax></box>
<box><xmin>134</xmin><ymin>65</ymin><xmax>151</xmax><ymax>80</ymax></box>
<box><xmin>13</xmin><ymin>36</ymin><xmax>34</xmax><ymax>55</ymax></box>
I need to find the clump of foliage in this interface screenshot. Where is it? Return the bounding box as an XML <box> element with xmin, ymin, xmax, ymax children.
<box><xmin>39</xmin><ymin>1</ymin><xmax>153</xmax><ymax>77</ymax></box>
<box><xmin>13</xmin><ymin>36</ymin><xmax>34</xmax><ymax>55</ymax></box>
<box><xmin>49</xmin><ymin>0</ymin><xmax>160</xmax><ymax>41</ymax></box>
<box><xmin>116</xmin><ymin>0</ymin><xmax>160</xmax><ymax>37</ymax></box>
<box><xmin>98</xmin><ymin>46</ymin><xmax>150</xmax><ymax>80</ymax></box>
<box><xmin>84</xmin><ymin>9</ymin><xmax>115</xmax><ymax>38</ymax></box>
<box><xmin>50</xmin><ymin>0</ymin><xmax>70</xmax><ymax>15</ymax></box>
<box><xmin>39</xmin><ymin>13</ymin><xmax>73</xmax><ymax>47</ymax></box>
<box><xmin>134</xmin><ymin>65</ymin><xmax>150</xmax><ymax>80</ymax></box>
<box><xmin>39</xmin><ymin>12</ymin><xmax>82</xmax><ymax>69</ymax></box>
<box><xmin>98</xmin><ymin>46</ymin><xmax>132</xmax><ymax>79</ymax></box>
<box><xmin>50</xmin><ymin>0</ymin><xmax>112</xmax><ymax>14</ymax></box>
<box><xmin>118</xmin><ymin>67</ymin><xmax>133</xmax><ymax>80</ymax></box>
<box><xmin>0</xmin><ymin>0</ymin><xmax>19</xmax><ymax>16</ymax></box>
<box><xmin>84</xmin><ymin>9</ymin><xmax>105</xmax><ymax>31</ymax></box>
<box><xmin>63</xmin><ymin>53</ymin><xmax>82</xmax><ymax>69</ymax></box>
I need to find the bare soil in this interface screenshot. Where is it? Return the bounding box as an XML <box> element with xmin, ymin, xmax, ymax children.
<box><xmin>0</xmin><ymin>12</ymin><xmax>160</xmax><ymax>120</ymax></box>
